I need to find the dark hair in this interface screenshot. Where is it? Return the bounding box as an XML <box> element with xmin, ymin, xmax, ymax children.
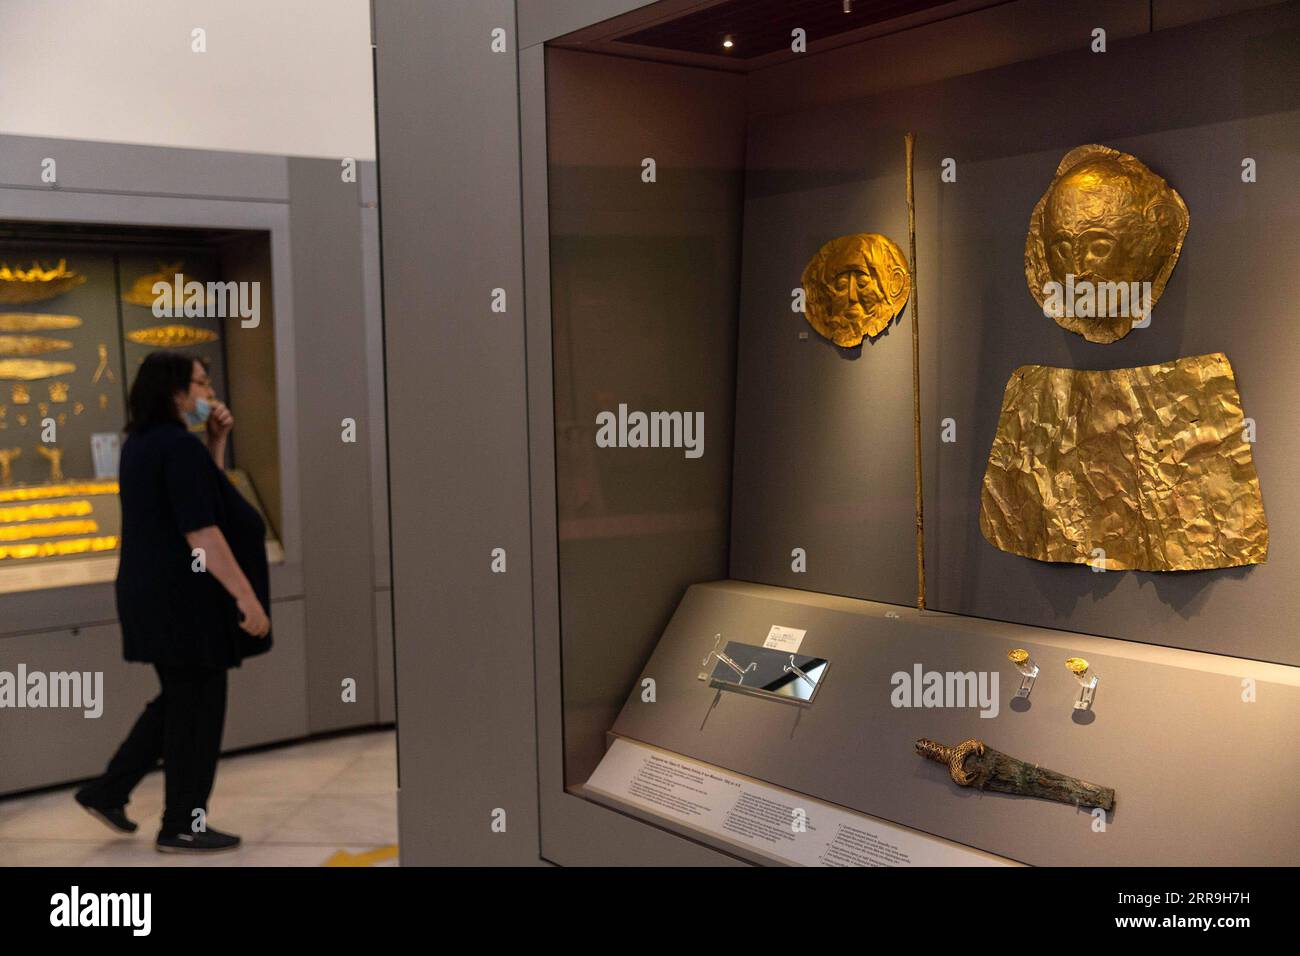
<box><xmin>126</xmin><ymin>350</ymin><xmax>208</xmax><ymax>432</ymax></box>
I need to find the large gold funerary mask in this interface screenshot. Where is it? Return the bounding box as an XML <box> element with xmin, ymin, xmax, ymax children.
<box><xmin>1025</xmin><ymin>145</ymin><xmax>1188</xmax><ymax>344</ymax></box>
<box><xmin>979</xmin><ymin>353</ymin><xmax>1267</xmax><ymax>572</ymax></box>
<box><xmin>801</xmin><ymin>233</ymin><xmax>910</xmax><ymax>347</ymax></box>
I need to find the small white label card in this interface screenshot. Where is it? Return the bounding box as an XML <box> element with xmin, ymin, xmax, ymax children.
<box><xmin>763</xmin><ymin>625</ymin><xmax>806</xmax><ymax>652</ymax></box>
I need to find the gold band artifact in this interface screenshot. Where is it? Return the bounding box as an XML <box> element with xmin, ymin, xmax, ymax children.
<box><xmin>0</xmin><ymin>314</ymin><xmax>82</xmax><ymax>333</ymax></box>
<box><xmin>801</xmin><ymin>233</ymin><xmax>910</xmax><ymax>347</ymax></box>
<box><xmin>0</xmin><ymin>481</ymin><xmax>118</xmax><ymax>503</ymax></box>
<box><xmin>126</xmin><ymin>324</ymin><xmax>219</xmax><ymax>348</ymax></box>
<box><xmin>0</xmin><ymin>359</ymin><xmax>78</xmax><ymax>381</ymax></box>
<box><xmin>0</xmin><ymin>535</ymin><xmax>118</xmax><ymax>561</ymax></box>
<box><xmin>0</xmin><ymin>335</ymin><xmax>74</xmax><ymax>356</ymax></box>
<box><xmin>0</xmin><ymin>519</ymin><xmax>99</xmax><ymax>542</ymax></box>
<box><xmin>980</xmin><ymin>353</ymin><xmax>1267</xmax><ymax>571</ymax></box>
<box><xmin>1025</xmin><ymin>145</ymin><xmax>1188</xmax><ymax>343</ymax></box>
<box><xmin>0</xmin><ymin>500</ymin><xmax>94</xmax><ymax>523</ymax></box>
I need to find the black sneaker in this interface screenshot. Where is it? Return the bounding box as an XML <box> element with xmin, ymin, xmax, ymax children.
<box><xmin>74</xmin><ymin>788</ymin><xmax>138</xmax><ymax>834</ymax></box>
<box><xmin>155</xmin><ymin>827</ymin><xmax>242</xmax><ymax>854</ymax></box>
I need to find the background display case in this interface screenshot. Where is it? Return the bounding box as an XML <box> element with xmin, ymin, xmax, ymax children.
<box><xmin>0</xmin><ymin>224</ymin><xmax>284</xmax><ymax>594</ymax></box>
<box><xmin>376</xmin><ymin>0</ymin><xmax>1300</xmax><ymax>866</ymax></box>
<box><xmin>0</xmin><ymin>135</ymin><xmax>394</xmax><ymax>796</ymax></box>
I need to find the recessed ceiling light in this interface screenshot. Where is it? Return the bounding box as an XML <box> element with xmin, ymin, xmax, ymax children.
<box><xmin>722</xmin><ymin>35</ymin><xmax>734</xmax><ymax>49</ymax></box>
<box><xmin>843</xmin><ymin>0</ymin><xmax>853</xmax><ymax>12</ymax></box>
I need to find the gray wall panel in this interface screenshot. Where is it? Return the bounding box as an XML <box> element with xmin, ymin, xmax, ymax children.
<box><xmin>373</xmin><ymin>588</ymin><xmax>395</xmax><ymax>724</ymax></box>
<box><xmin>0</xmin><ymin>599</ymin><xmax>306</xmax><ymax>795</ymax></box>
<box><xmin>0</xmin><ymin>134</ymin><xmax>289</xmax><ymax>200</ymax></box>
<box><xmin>0</xmin><ymin>624</ymin><xmax>157</xmax><ymax>795</ymax></box>
<box><xmin>518</xmin><ymin>0</ymin><xmax>660</xmax><ymax>47</ymax></box>
<box><xmin>375</xmin><ymin>0</ymin><xmax>540</xmax><ymax>865</ymax></box>
<box><xmin>224</xmin><ymin>598</ymin><xmax>310</xmax><ymax>750</ymax></box>
<box><xmin>287</xmin><ymin>157</ymin><xmax>379</xmax><ymax>732</ymax></box>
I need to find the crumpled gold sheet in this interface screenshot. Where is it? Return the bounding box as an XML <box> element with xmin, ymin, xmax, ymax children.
<box><xmin>979</xmin><ymin>353</ymin><xmax>1267</xmax><ymax>571</ymax></box>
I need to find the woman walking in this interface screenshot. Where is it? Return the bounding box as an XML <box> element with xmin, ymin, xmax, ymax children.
<box><xmin>75</xmin><ymin>350</ymin><xmax>272</xmax><ymax>853</ymax></box>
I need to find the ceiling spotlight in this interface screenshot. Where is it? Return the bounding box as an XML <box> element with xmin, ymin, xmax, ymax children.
<box><xmin>722</xmin><ymin>34</ymin><xmax>734</xmax><ymax>49</ymax></box>
<box><xmin>843</xmin><ymin>0</ymin><xmax>853</xmax><ymax>12</ymax></box>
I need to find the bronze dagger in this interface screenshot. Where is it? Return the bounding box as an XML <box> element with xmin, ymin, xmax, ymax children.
<box><xmin>916</xmin><ymin>738</ymin><xmax>1115</xmax><ymax>812</ymax></box>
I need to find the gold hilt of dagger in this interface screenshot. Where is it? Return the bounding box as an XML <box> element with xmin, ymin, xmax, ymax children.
<box><xmin>916</xmin><ymin>737</ymin><xmax>984</xmax><ymax>786</ymax></box>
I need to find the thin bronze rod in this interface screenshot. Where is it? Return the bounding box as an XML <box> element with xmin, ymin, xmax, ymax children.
<box><xmin>904</xmin><ymin>132</ymin><xmax>926</xmax><ymax>610</ymax></box>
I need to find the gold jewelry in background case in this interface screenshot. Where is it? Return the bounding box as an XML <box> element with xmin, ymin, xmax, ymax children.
<box><xmin>0</xmin><ymin>336</ymin><xmax>74</xmax><ymax>356</ymax></box>
<box><xmin>0</xmin><ymin>481</ymin><xmax>117</xmax><ymax>502</ymax></box>
<box><xmin>801</xmin><ymin>233</ymin><xmax>910</xmax><ymax>347</ymax></box>
<box><xmin>0</xmin><ymin>261</ymin><xmax>87</xmax><ymax>304</ymax></box>
<box><xmin>120</xmin><ymin>262</ymin><xmax>182</xmax><ymax>307</ymax></box>
<box><xmin>48</xmin><ymin>381</ymin><xmax>69</xmax><ymax>402</ymax></box>
<box><xmin>1025</xmin><ymin>145</ymin><xmax>1188</xmax><ymax>343</ymax></box>
<box><xmin>0</xmin><ymin>313</ymin><xmax>82</xmax><ymax>332</ymax></box>
<box><xmin>36</xmin><ymin>445</ymin><xmax>64</xmax><ymax>482</ymax></box>
<box><xmin>980</xmin><ymin>352</ymin><xmax>1267</xmax><ymax>571</ymax></box>
<box><xmin>0</xmin><ymin>448</ymin><xmax>20</xmax><ymax>485</ymax></box>
<box><xmin>97</xmin><ymin>392</ymin><xmax>109</xmax><ymax>410</ymax></box>
<box><xmin>0</xmin><ymin>519</ymin><xmax>98</xmax><ymax>542</ymax></box>
<box><xmin>91</xmin><ymin>344</ymin><xmax>115</xmax><ymax>383</ymax></box>
<box><xmin>0</xmin><ymin>535</ymin><xmax>118</xmax><ymax>561</ymax></box>
<box><xmin>12</xmin><ymin>384</ymin><xmax>29</xmax><ymax>404</ymax></box>
<box><xmin>0</xmin><ymin>500</ymin><xmax>94</xmax><ymax>522</ymax></box>
<box><xmin>0</xmin><ymin>359</ymin><xmax>78</xmax><ymax>381</ymax></box>
<box><xmin>126</xmin><ymin>325</ymin><xmax>219</xmax><ymax>348</ymax></box>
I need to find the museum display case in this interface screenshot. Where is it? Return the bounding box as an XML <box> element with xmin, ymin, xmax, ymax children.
<box><xmin>0</xmin><ymin>134</ymin><xmax>393</xmax><ymax>797</ymax></box>
<box><xmin>0</xmin><ymin>223</ymin><xmax>283</xmax><ymax>595</ymax></box>
<box><xmin>525</xmin><ymin>0</ymin><xmax>1300</xmax><ymax>865</ymax></box>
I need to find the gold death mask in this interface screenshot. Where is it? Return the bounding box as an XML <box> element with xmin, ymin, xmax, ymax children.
<box><xmin>801</xmin><ymin>233</ymin><xmax>910</xmax><ymax>347</ymax></box>
<box><xmin>980</xmin><ymin>353</ymin><xmax>1267</xmax><ymax>572</ymax></box>
<box><xmin>1025</xmin><ymin>145</ymin><xmax>1188</xmax><ymax>344</ymax></box>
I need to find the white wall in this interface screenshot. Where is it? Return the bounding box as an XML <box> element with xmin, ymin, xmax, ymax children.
<box><xmin>0</xmin><ymin>0</ymin><xmax>375</xmax><ymax>159</ymax></box>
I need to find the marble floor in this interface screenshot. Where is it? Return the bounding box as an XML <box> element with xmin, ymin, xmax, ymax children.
<box><xmin>0</xmin><ymin>728</ymin><xmax>398</xmax><ymax>866</ymax></box>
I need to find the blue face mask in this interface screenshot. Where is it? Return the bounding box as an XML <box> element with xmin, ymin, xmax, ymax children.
<box><xmin>184</xmin><ymin>397</ymin><xmax>212</xmax><ymax>427</ymax></box>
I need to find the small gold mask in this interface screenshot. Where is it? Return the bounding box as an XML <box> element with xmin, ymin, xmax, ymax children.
<box><xmin>801</xmin><ymin>233</ymin><xmax>910</xmax><ymax>347</ymax></box>
<box><xmin>1025</xmin><ymin>145</ymin><xmax>1188</xmax><ymax>344</ymax></box>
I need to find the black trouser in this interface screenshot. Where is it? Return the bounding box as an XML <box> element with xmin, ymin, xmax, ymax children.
<box><xmin>79</xmin><ymin>664</ymin><xmax>228</xmax><ymax>834</ymax></box>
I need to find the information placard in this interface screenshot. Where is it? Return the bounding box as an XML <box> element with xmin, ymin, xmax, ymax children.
<box><xmin>586</xmin><ymin>738</ymin><xmax>1015</xmax><ymax>867</ymax></box>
